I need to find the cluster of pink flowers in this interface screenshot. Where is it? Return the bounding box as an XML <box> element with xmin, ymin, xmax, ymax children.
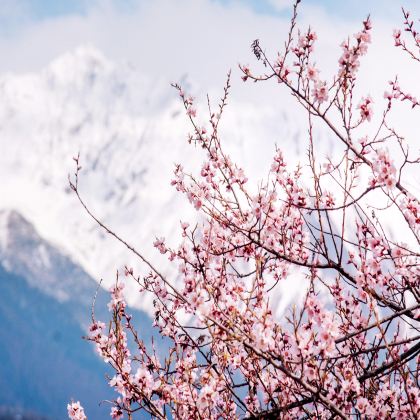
<box><xmin>292</xmin><ymin>30</ymin><xmax>331</xmax><ymax>105</ymax></box>
<box><xmin>67</xmin><ymin>401</ymin><xmax>86</xmax><ymax>420</ymax></box>
<box><xmin>179</xmin><ymin>89</ymin><xmax>196</xmax><ymax>118</ymax></box>
<box><xmin>312</xmin><ymin>79</ymin><xmax>328</xmax><ymax>104</ymax></box>
<box><xmin>69</xmin><ymin>3</ymin><xmax>420</xmax><ymax>418</ymax></box>
<box><xmin>400</xmin><ymin>193</ymin><xmax>420</xmax><ymax>235</ymax></box>
<box><xmin>294</xmin><ymin>30</ymin><xmax>317</xmax><ymax>57</ymax></box>
<box><xmin>358</xmin><ymin>95</ymin><xmax>374</xmax><ymax>122</ymax></box>
<box><xmin>107</xmin><ymin>282</ymin><xmax>126</xmax><ymax>312</ymax></box>
<box><xmin>385</xmin><ymin>79</ymin><xmax>420</xmax><ymax>108</ymax></box>
<box><xmin>338</xmin><ymin>17</ymin><xmax>372</xmax><ymax>81</ymax></box>
<box><xmin>274</xmin><ymin>55</ymin><xmax>291</xmax><ymax>81</ymax></box>
<box><xmin>393</xmin><ymin>29</ymin><xmax>402</xmax><ymax>46</ymax></box>
<box><xmin>370</xmin><ymin>148</ymin><xmax>397</xmax><ymax>189</ymax></box>
<box><xmin>153</xmin><ymin>237</ymin><xmax>166</xmax><ymax>254</ymax></box>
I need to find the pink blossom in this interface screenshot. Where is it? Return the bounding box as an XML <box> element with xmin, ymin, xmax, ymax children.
<box><xmin>358</xmin><ymin>95</ymin><xmax>373</xmax><ymax>122</ymax></box>
<box><xmin>338</xmin><ymin>17</ymin><xmax>371</xmax><ymax>80</ymax></box>
<box><xmin>186</xmin><ymin>107</ymin><xmax>196</xmax><ymax>117</ymax></box>
<box><xmin>307</xmin><ymin>65</ymin><xmax>319</xmax><ymax>81</ymax></box>
<box><xmin>110</xmin><ymin>407</ymin><xmax>124</xmax><ymax>419</ymax></box>
<box><xmin>107</xmin><ymin>282</ymin><xmax>126</xmax><ymax>312</ymax></box>
<box><xmin>312</xmin><ymin>80</ymin><xmax>328</xmax><ymax>103</ymax></box>
<box><xmin>370</xmin><ymin>148</ymin><xmax>396</xmax><ymax>189</ymax></box>
<box><xmin>67</xmin><ymin>401</ymin><xmax>86</xmax><ymax>420</ymax></box>
<box><xmin>393</xmin><ymin>29</ymin><xmax>402</xmax><ymax>46</ymax></box>
<box><xmin>153</xmin><ymin>237</ymin><xmax>166</xmax><ymax>254</ymax></box>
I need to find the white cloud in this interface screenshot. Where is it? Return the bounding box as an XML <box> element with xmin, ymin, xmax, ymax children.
<box><xmin>0</xmin><ymin>0</ymin><xmax>408</xmax><ymax>108</ymax></box>
<box><xmin>266</xmin><ymin>0</ymin><xmax>291</xmax><ymax>12</ymax></box>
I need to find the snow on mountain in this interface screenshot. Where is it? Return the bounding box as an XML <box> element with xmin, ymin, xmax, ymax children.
<box><xmin>0</xmin><ymin>45</ymin><xmax>324</xmax><ymax>314</ymax></box>
<box><xmin>0</xmin><ymin>45</ymin><xmax>191</xmax><ymax>312</ymax></box>
<box><xmin>2</xmin><ymin>44</ymin><xmax>416</xmax><ymax>320</ymax></box>
<box><xmin>0</xmin><ymin>209</ymin><xmax>97</xmax><ymax>305</ymax></box>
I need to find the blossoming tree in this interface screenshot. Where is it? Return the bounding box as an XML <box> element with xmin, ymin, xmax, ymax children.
<box><xmin>68</xmin><ymin>1</ymin><xmax>419</xmax><ymax>418</ymax></box>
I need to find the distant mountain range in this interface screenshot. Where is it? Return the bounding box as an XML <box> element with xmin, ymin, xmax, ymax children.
<box><xmin>0</xmin><ymin>210</ymin><xmax>155</xmax><ymax>419</ymax></box>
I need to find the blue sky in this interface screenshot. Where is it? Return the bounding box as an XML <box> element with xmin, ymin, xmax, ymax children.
<box><xmin>8</xmin><ymin>0</ymin><xmax>420</xmax><ymax>22</ymax></box>
<box><xmin>23</xmin><ymin>0</ymin><xmax>87</xmax><ymax>17</ymax></box>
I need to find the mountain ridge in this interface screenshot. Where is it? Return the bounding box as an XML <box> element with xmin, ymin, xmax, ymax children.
<box><xmin>0</xmin><ymin>209</ymin><xmax>154</xmax><ymax>419</ymax></box>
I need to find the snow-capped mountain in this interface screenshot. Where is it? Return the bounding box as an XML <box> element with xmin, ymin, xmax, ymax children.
<box><xmin>0</xmin><ymin>209</ymin><xmax>165</xmax><ymax>419</ymax></box>
<box><xmin>0</xmin><ymin>45</ymin><xmax>311</xmax><ymax>314</ymax></box>
<box><xmin>0</xmin><ymin>46</ymin><xmax>192</xmax><ymax>311</ymax></box>
<box><xmin>0</xmin><ymin>209</ymin><xmax>98</xmax><ymax>306</ymax></box>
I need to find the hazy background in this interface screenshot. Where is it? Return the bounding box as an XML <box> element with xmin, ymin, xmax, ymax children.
<box><xmin>0</xmin><ymin>1</ymin><xmax>419</xmax><ymax>418</ymax></box>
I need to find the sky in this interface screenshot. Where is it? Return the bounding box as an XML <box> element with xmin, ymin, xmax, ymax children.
<box><xmin>1</xmin><ymin>0</ymin><xmax>419</xmax><ymax>181</ymax></box>
<box><xmin>1</xmin><ymin>0</ymin><xmax>419</xmax><ymax>90</ymax></box>
<box><xmin>2</xmin><ymin>0</ymin><xmax>420</xmax><ymax>22</ymax></box>
<box><xmin>1</xmin><ymin>0</ymin><xmax>419</xmax><ymax>187</ymax></box>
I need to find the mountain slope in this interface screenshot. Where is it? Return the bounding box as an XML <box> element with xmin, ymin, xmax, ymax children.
<box><xmin>0</xmin><ymin>210</ymin><xmax>156</xmax><ymax>419</ymax></box>
<box><xmin>0</xmin><ymin>264</ymin><xmax>111</xmax><ymax>419</ymax></box>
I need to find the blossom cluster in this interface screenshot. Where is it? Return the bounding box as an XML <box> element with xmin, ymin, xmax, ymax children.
<box><xmin>69</xmin><ymin>2</ymin><xmax>420</xmax><ymax>418</ymax></box>
<box><xmin>67</xmin><ymin>401</ymin><xmax>86</xmax><ymax>420</ymax></box>
<box><xmin>338</xmin><ymin>17</ymin><xmax>372</xmax><ymax>81</ymax></box>
<box><xmin>370</xmin><ymin>148</ymin><xmax>397</xmax><ymax>189</ymax></box>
